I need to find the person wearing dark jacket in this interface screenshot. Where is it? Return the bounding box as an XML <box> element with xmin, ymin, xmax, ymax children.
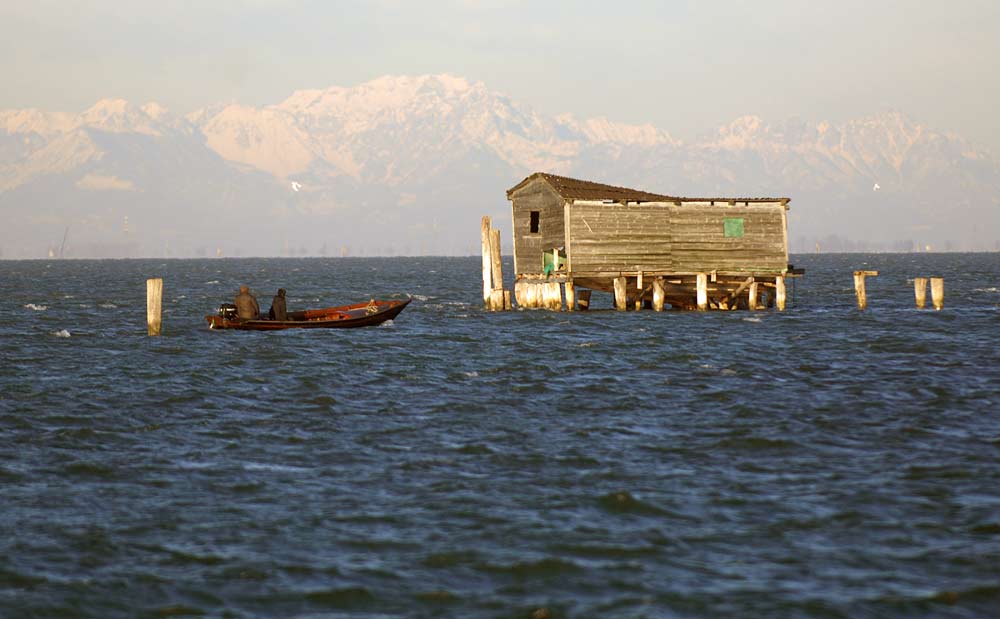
<box><xmin>269</xmin><ymin>288</ymin><xmax>288</xmax><ymax>321</ymax></box>
<box><xmin>234</xmin><ymin>285</ymin><xmax>260</xmax><ymax>320</ymax></box>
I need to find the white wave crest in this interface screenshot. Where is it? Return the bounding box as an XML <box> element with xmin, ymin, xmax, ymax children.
<box><xmin>243</xmin><ymin>462</ymin><xmax>311</xmax><ymax>473</ymax></box>
<box><xmin>99</xmin><ymin>303</ymin><xmax>118</xmax><ymax>309</ymax></box>
<box><xmin>973</xmin><ymin>287</ymin><xmax>999</xmax><ymax>293</ymax></box>
<box><xmin>24</xmin><ymin>303</ymin><xmax>47</xmax><ymax>311</ymax></box>
<box><xmin>52</xmin><ymin>329</ymin><xmax>71</xmax><ymax>338</ymax></box>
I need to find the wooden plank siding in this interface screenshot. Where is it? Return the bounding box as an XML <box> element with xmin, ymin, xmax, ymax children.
<box><xmin>567</xmin><ymin>202</ymin><xmax>673</xmax><ymax>273</ymax></box>
<box><xmin>510</xmin><ymin>180</ymin><xmax>566</xmax><ymax>275</ymax></box>
<box><xmin>669</xmin><ymin>204</ymin><xmax>787</xmax><ymax>273</ymax></box>
<box><xmin>566</xmin><ymin>201</ymin><xmax>787</xmax><ymax>276</ymax></box>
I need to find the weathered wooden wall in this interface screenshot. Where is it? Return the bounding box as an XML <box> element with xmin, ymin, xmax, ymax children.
<box><xmin>669</xmin><ymin>204</ymin><xmax>787</xmax><ymax>273</ymax></box>
<box><xmin>510</xmin><ymin>180</ymin><xmax>566</xmax><ymax>275</ymax></box>
<box><xmin>566</xmin><ymin>202</ymin><xmax>673</xmax><ymax>274</ymax></box>
<box><xmin>564</xmin><ymin>201</ymin><xmax>787</xmax><ymax>276</ymax></box>
<box><xmin>509</xmin><ymin>179</ymin><xmax>788</xmax><ymax>277</ymax></box>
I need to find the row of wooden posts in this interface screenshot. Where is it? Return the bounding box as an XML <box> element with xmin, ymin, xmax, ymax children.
<box><xmin>144</xmin><ymin>259</ymin><xmax>948</xmax><ymax>339</ymax></box>
<box><xmin>515</xmin><ymin>274</ymin><xmax>784</xmax><ymax>312</ymax></box>
<box><xmin>853</xmin><ymin>271</ymin><xmax>945</xmax><ymax>310</ymax></box>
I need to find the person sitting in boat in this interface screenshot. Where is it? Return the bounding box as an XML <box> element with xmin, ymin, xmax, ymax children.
<box><xmin>268</xmin><ymin>288</ymin><xmax>288</xmax><ymax>321</ymax></box>
<box><xmin>234</xmin><ymin>285</ymin><xmax>260</xmax><ymax>320</ymax></box>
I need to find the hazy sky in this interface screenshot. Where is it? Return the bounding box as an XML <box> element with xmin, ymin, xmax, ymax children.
<box><xmin>2</xmin><ymin>0</ymin><xmax>999</xmax><ymax>152</ymax></box>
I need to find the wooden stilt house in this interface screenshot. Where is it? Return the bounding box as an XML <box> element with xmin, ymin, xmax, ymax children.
<box><xmin>506</xmin><ymin>172</ymin><xmax>795</xmax><ymax>311</ymax></box>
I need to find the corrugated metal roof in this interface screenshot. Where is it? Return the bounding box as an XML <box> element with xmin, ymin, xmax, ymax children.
<box><xmin>506</xmin><ymin>172</ymin><xmax>789</xmax><ymax>204</ymax></box>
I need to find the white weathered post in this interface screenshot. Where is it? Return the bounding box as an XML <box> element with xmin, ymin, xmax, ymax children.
<box><xmin>635</xmin><ymin>272</ymin><xmax>644</xmax><ymax>310</ymax></box>
<box><xmin>614</xmin><ymin>277</ymin><xmax>628</xmax><ymax>311</ymax></box>
<box><xmin>931</xmin><ymin>277</ymin><xmax>944</xmax><ymax>310</ymax></box>
<box><xmin>914</xmin><ymin>277</ymin><xmax>928</xmax><ymax>309</ymax></box>
<box><xmin>489</xmin><ymin>289</ymin><xmax>504</xmax><ymax>312</ymax></box>
<box><xmin>514</xmin><ymin>280</ymin><xmax>527</xmax><ymax>307</ymax></box>
<box><xmin>853</xmin><ymin>270</ymin><xmax>878</xmax><ymax>310</ymax></box>
<box><xmin>696</xmin><ymin>273</ymin><xmax>708</xmax><ymax>311</ymax></box>
<box><xmin>524</xmin><ymin>282</ymin><xmax>537</xmax><ymax>309</ymax></box>
<box><xmin>146</xmin><ymin>278</ymin><xmax>163</xmax><ymax>336</ymax></box>
<box><xmin>565</xmin><ymin>281</ymin><xmax>576</xmax><ymax>311</ymax></box>
<box><xmin>481</xmin><ymin>216</ymin><xmax>492</xmax><ymax>306</ymax></box>
<box><xmin>748</xmin><ymin>282</ymin><xmax>759</xmax><ymax>310</ymax></box>
<box><xmin>548</xmin><ymin>282</ymin><xmax>563</xmax><ymax>311</ymax></box>
<box><xmin>489</xmin><ymin>228</ymin><xmax>503</xmax><ymax>310</ymax></box>
<box><xmin>775</xmin><ymin>276</ymin><xmax>786</xmax><ymax>311</ymax></box>
<box><xmin>652</xmin><ymin>277</ymin><xmax>665</xmax><ymax>311</ymax></box>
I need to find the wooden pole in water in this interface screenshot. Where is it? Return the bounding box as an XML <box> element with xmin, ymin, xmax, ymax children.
<box><xmin>146</xmin><ymin>277</ymin><xmax>163</xmax><ymax>336</ymax></box>
<box><xmin>503</xmin><ymin>290</ymin><xmax>512</xmax><ymax>311</ymax></box>
<box><xmin>481</xmin><ymin>216</ymin><xmax>492</xmax><ymax>306</ymax></box>
<box><xmin>696</xmin><ymin>273</ymin><xmax>708</xmax><ymax>311</ymax></box>
<box><xmin>775</xmin><ymin>276</ymin><xmax>786</xmax><ymax>311</ymax></box>
<box><xmin>635</xmin><ymin>272</ymin><xmax>644</xmax><ymax>311</ymax></box>
<box><xmin>930</xmin><ymin>277</ymin><xmax>944</xmax><ymax>310</ymax></box>
<box><xmin>914</xmin><ymin>277</ymin><xmax>928</xmax><ymax>309</ymax></box>
<box><xmin>748</xmin><ymin>281</ymin><xmax>759</xmax><ymax>310</ymax></box>
<box><xmin>853</xmin><ymin>272</ymin><xmax>866</xmax><ymax>310</ymax></box>
<box><xmin>489</xmin><ymin>289</ymin><xmax>504</xmax><ymax>312</ymax></box>
<box><xmin>489</xmin><ymin>228</ymin><xmax>503</xmax><ymax>303</ymax></box>
<box><xmin>565</xmin><ymin>280</ymin><xmax>576</xmax><ymax>311</ymax></box>
<box><xmin>523</xmin><ymin>282</ymin><xmax>536</xmax><ymax>309</ymax></box>
<box><xmin>549</xmin><ymin>282</ymin><xmax>563</xmax><ymax>311</ymax></box>
<box><xmin>853</xmin><ymin>270</ymin><xmax>878</xmax><ymax>310</ymax></box>
<box><xmin>652</xmin><ymin>277</ymin><xmax>665</xmax><ymax>311</ymax></box>
<box><xmin>577</xmin><ymin>289</ymin><xmax>591</xmax><ymax>311</ymax></box>
<box><xmin>614</xmin><ymin>276</ymin><xmax>627</xmax><ymax>311</ymax></box>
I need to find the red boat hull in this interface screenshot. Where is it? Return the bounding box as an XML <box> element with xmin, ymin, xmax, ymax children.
<box><xmin>206</xmin><ymin>298</ymin><xmax>411</xmax><ymax>330</ymax></box>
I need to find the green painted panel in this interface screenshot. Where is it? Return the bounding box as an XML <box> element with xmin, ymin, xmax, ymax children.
<box><xmin>723</xmin><ymin>217</ymin><xmax>745</xmax><ymax>238</ymax></box>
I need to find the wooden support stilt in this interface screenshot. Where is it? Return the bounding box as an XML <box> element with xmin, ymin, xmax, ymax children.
<box><xmin>547</xmin><ymin>282</ymin><xmax>563</xmax><ymax>311</ymax></box>
<box><xmin>488</xmin><ymin>289</ymin><xmax>504</xmax><ymax>312</ymax></box>
<box><xmin>614</xmin><ymin>276</ymin><xmax>628</xmax><ymax>311</ymax></box>
<box><xmin>652</xmin><ymin>278</ymin><xmax>665</xmax><ymax>311</ymax></box>
<box><xmin>577</xmin><ymin>289</ymin><xmax>591</xmax><ymax>311</ymax></box>
<box><xmin>525</xmin><ymin>283</ymin><xmax>538</xmax><ymax>309</ymax></box>
<box><xmin>503</xmin><ymin>290</ymin><xmax>512</xmax><ymax>311</ymax></box>
<box><xmin>481</xmin><ymin>216</ymin><xmax>492</xmax><ymax>306</ymax></box>
<box><xmin>914</xmin><ymin>277</ymin><xmax>928</xmax><ymax>309</ymax></box>
<box><xmin>565</xmin><ymin>281</ymin><xmax>576</xmax><ymax>311</ymax></box>
<box><xmin>696</xmin><ymin>273</ymin><xmax>708</xmax><ymax>311</ymax></box>
<box><xmin>775</xmin><ymin>276</ymin><xmax>786</xmax><ymax>311</ymax></box>
<box><xmin>146</xmin><ymin>277</ymin><xmax>163</xmax><ymax>336</ymax></box>
<box><xmin>930</xmin><ymin>277</ymin><xmax>944</xmax><ymax>310</ymax></box>
<box><xmin>518</xmin><ymin>282</ymin><xmax>530</xmax><ymax>308</ymax></box>
<box><xmin>748</xmin><ymin>281</ymin><xmax>759</xmax><ymax>310</ymax></box>
<box><xmin>853</xmin><ymin>270</ymin><xmax>878</xmax><ymax>310</ymax></box>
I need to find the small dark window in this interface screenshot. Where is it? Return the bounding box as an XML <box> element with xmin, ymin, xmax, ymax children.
<box><xmin>529</xmin><ymin>211</ymin><xmax>540</xmax><ymax>234</ymax></box>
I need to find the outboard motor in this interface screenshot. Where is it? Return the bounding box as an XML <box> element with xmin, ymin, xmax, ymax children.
<box><xmin>218</xmin><ymin>303</ymin><xmax>239</xmax><ymax>321</ymax></box>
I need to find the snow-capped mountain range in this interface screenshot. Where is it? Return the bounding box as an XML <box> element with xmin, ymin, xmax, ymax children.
<box><xmin>2</xmin><ymin>74</ymin><xmax>998</xmax><ymax>257</ymax></box>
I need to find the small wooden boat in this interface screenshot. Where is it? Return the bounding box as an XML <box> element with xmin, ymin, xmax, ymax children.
<box><xmin>206</xmin><ymin>297</ymin><xmax>411</xmax><ymax>330</ymax></box>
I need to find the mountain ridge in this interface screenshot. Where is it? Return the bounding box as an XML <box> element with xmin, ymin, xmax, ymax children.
<box><xmin>1</xmin><ymin>74</ymin><xmax>998</xmax><ymax>257</ymax></box>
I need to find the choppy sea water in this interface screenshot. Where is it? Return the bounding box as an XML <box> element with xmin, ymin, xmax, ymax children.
<box><xmin>1</xmin><ymin>253</ymin><xmax>998</xmax><ymax>619</ymax></box>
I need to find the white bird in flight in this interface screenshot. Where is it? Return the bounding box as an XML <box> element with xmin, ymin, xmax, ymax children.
<box><xmin>873</xmin><ymin>183</ymin><xmax>881</xmax><ymax>191</ymax></box>
<box><xmin>291</xmin><ymin>181</ymin><xmax>302</xmax><ymax>192</ymax></box>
